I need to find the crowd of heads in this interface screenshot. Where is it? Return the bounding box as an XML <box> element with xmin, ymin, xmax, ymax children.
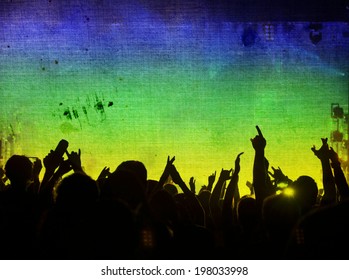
<box><xmin>0</xmin><ymin>128</ymin><xmax>348</xmax><ymax>260</ymax></box>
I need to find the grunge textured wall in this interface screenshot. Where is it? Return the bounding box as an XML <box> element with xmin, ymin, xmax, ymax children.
<box><xmin>1</xmin><ymin>0</ymin><xmax>348</xmax><ymax>193</ymax></box>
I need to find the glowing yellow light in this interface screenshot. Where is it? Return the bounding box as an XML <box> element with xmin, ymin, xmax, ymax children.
<box><xmin>283</xmin><ymin>188</ymin><xmax>295</xmax><ymax>197</ymax></box>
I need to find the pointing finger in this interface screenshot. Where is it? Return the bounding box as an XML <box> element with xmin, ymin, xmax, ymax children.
<box><xmin>256</xmin><ymin>125</ymin><xmax>263</xmax><ymax>137</ymax></box>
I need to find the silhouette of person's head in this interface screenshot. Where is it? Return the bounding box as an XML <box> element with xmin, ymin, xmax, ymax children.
<box><xmin>197</xmin><ymin>190</ymin><xmax>211</xmax><ymax>210</ymax></box>
<box><xmin>236</xmin><ymin>196</ymin><xmax>258</xmax><ymax>231</ymax></box>
<box><xmin>262</xmin><ymin>192</ymin><xmax>301</xmax><ymax>240</ymax></box>
<box><xmin>145</xmin><ymin>179</ymin><xmax>160</xmax><ymax>197</ymax></box>
<box><xmin>149</xmin><ymin>189</ymin><xmax>178</xmax><ymax>227</ymax></box>
<box><xmin>163</xmin><ymin>183</ymin><xmax>178</xmax><ymax>197</ymax></box>
<box><xmin>101</xmin><ymin>168</ymin><xmax>146</xmax><ymax>210</ymax></box>
<box><xmin>55</xmin><ymin>172</ymin><xmax>99</xmax><ymax>209</ymax></box>
<box><xmin>290</xmin><ymin>175</ymin><xmax>318</xmax><ymax>214</ymax></box>
<box><xmin>115</xmin><ymin>160</ymin><xmax>147</xmax><ymax>188</ymax></box>
<box><xmin>5</xmin><ymin>155</ymin><xmax>33</xmax><ymax>189</ymax></box>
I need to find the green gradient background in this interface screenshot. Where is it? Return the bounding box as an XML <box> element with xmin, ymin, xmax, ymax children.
<box><xmin>1</xmin><ymin>2</ymin><xmax>348</xmax><ymax>195</ymax></box>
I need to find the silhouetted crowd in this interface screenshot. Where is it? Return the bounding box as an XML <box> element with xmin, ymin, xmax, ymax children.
<box><xmin>1</xmin><ymin>126</ymin><xmax>349</xmax><ymax>260</ymax></box>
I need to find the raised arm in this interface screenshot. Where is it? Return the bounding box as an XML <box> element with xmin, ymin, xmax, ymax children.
<box><xmin>251</xmin><ymin>125</ymin><xmax>268</xmax><ymax>210</ymax></box>
<box><xmin>158</xmin><ymin>156</ymin><xmax>175</xmax><ymax>189</ymax></box>
<box><xmin>189</xmin><ymin>176</ymin><xmax>196</xmax><ymax>194</ymax></box>
<box><xmin>96</xmin><ymin>166</ymin><xmax>111</xmax><ymax>188</ymax></box>
<box><xmin>206</xmin><ymin>171</ymin><xmax>216</xmax><ymax>192</ymax></box>
<box><xmin>169</xmin><ymin>163</ymin><xmax>205</xmax><ymax>227</ymax></box>
<box><xmin>28</xmin><ymin>157</ymin><xmax>42</xmax><ymax>195</ymax></box>
<box><xmin>40</xmin><ymin>139</ymin><xmax>69</xmax><ymax>188</ymax></box>
<box><xmin>39</xmin><ymin>156</ymin><xmax>72</xmax><ymax>209</ymax></box>
<box><xmin>311</xmin><ymin>138</ymin><xmax>336</xmax><ymax>205</ymax></box>
<box><xmin>221</xmin><ymin>152</ymin><xmax>243</xmax><ymax>228</ymax></box>
<box><xmin>329</xmin><ymin>146</ymin><xmax>349</xmax><ymax>201</ymax></box>
<box><xmin>246</xmin><ymin>181</ymin><xmax>254</xmax><ymax>196</ymax></box>
<box><xmin>209</xmin><ymin>168</ymin><xmax>232</xmax><ymax>227</ymax></box>
<box><xmin>40</xmin><ymin>150</ymin><xmax>64</xmax><ymax>189</ymax></box>
<box><xmin>66</xmin><ymin>148</ymin><xmax>85</xmax><ymax>174</ymax></box>
<box><xmin>268</xmin><ymin>166</ymin><xmax>293</xmax><ymax>188</ymax></box>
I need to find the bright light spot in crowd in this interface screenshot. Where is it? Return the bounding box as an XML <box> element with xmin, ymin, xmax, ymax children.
<box><xmin>283</xmin><ymin>188</ymin><xmax>295</xmax><ymax>197</ymax></box>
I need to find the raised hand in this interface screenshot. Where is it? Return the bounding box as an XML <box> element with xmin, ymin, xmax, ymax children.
<box><xmin>43</xmin><ymin>150</ymin><xmax>64</xmax><ymax>174</ymax></box>
<box><xmin>56</xmin><ymin>159</ymin><xmax>73</xmax><ymax>176</ymax></box>
<box><xmin>158</xmin><ymin>155</ymin><xmax>175</xmax><ymax>188</ymax></box>
<box><xmin>98</xmin><ymin>166</ymin><xmax>111</xmax><ymax>181</ymax></box>
<box><xmin>218</xmin><ymin>168</ymin><xmax>232</xmax><ymax>182</ymax></box>
<box><xmin>328</xmin><ymin>147</ymin><xmax>341</xmax><ymax>166</ymax></box>
<box><xmin>268</xmin><ymin>166</ymin><xmax>290</xmax><ymax>185</ymax></box>
<box><xmin>251</xmin><ymin>125</ymin><xmax>266</xmax><ymax>151</ymax></box>
<box><xmin>32</xmin><ymin>157</ymin><xmax>43</xmax><ymax>179</ymax></box>
<box><xmin>208</xmin><ymin>171</ymin><xmax>216</xmax><ymax>185</ymax></box>
<box><xmin>246</xmin><ymin>181</ymin><xmax>254</xmax><ymax>195</ymax></box>
<box><xmin>166</xmin><ymin>156</ymin><xmax>175</xmax><ymax>171</ymax></box>
<box><xmin>162</xmin><ymin>156</ymin><xmax>175</xmax><ymax>179</ymax></box>
<box><xmin>207</xmin><ymin>171</ymin><xmax>216</xmax><ymax>191</ymax></box>
<box><xmin>234</xmin><ymin>152</ymin><xmax>244</xmax><ymax>174</ymax></box>
<box><xmin>66</xmin><ymin>148</ymin><xmax>83</xmax><ymax>173</ymax></box>
<box><xmin>189</xmin><ymin>176</ymin><xmax>196</xmax><ymax>194</ymax></box>
<box><xmin>311</xmin><ymin>138</ymin><xmax>330</xmax><ymax>161</ymax></box>
<box><xmin>312</xmin><ymin>138</ymin><xmax>336</xmax><ymax>205</ymax></box>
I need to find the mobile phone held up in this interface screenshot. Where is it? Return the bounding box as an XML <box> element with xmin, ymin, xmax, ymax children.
<box><xmin>54</xmin><ymin>139</ymin><xmax>69</xmax><ymax>158</ymax></box>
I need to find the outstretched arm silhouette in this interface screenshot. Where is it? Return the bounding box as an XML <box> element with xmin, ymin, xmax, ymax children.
<box><xmin>39</xmin><ymin>152</ymin><xmax>72</xmax><ymax>209</ymax></box>
<box><xmin>251</xmin><ymin>125</ymin><xmax>269</xmax><ymax>210</ymax></box>
<box><xmin>189</xmin><ymin>176</ymin><xmax>196</xmax><ymax>194</ymax></box>
<box><xmin>268</xmin><ymin>166</ymin><xmax>293</xmax><ymax>187</ymax></box>
<box><xmin>28</xmin><ymin>157</ymin><xmax>42</xmax><ymax>195</ymax></box>
<box><xmin>158</xmin><ymin>156</ymin><xmax>175</xmax><ymax>189</ymax></box>
<box><xmin>311</xmin><ymin>138</ymin><xmax>336</xmax><ymax>205</ymax></box>
<box><xmin>40</xmin><ymin>149</ymin><xmax>64</xmax><ymax>189</ymax></box>
<box><xmin>66</xmin><ymin>148</ymin><xmax>85</xmax><ymax>174</ymax></box>
<box><xmin>209</xmin><ymin>168</ymin><xmax>232</xmax><ymax>227</ymax></box>
<box><xmin>207</xmin><ymin>171</ymin><xmax>216</xmax><ymax>192</ymax></box>
<box><xmin>221</xmin><ymin>152</ymin><xmax>243</xmax><ymax>228</ymax></box>
<box><xmin>168</xmin><ymin>160</ymin><xmax>205</xmax><ymax>227</ymax></box>
<box><xmin>329</xmin><ymin>146</ymin><xmax>349</xmax><ymax>201</ymax></box>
